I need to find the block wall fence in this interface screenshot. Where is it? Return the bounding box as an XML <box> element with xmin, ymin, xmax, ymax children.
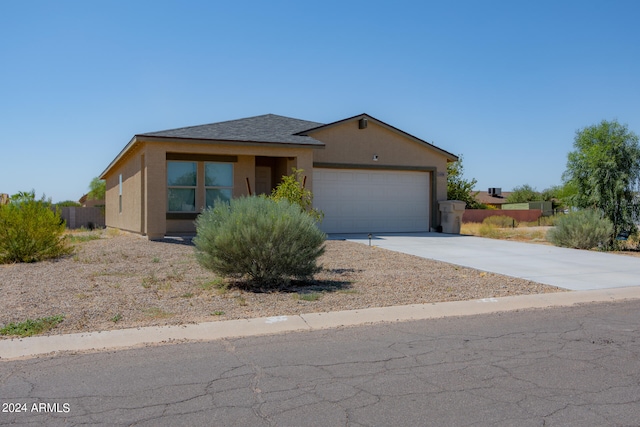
<box><xmin>60</xmin><ymin>207</ymin><xmax>105</xmax><ymax>229</ymax></box>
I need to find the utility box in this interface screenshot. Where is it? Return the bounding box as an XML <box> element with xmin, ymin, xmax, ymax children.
<box><xmin>439</xmin><ymin>200</ymin><xmax>466</xmax><ymax>234</ymax></box>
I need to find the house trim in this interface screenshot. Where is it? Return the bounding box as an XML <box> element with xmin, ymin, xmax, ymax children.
<box><xmin>138</xmin><ymin>135</ymin><xmax>324</xmax><ymax>148</ymax></box>
<box><xmin>313</xmin><ymin>162</ymin><xmax>436</xmax><ymax>172</ymax></box>
<box><xmin>166</xmin><ymin>153</ymin><xmax>238</xmax><ymax>162</ymax></box>
<box><xmin>167</xmin><ymin>212</ymin><xmax>199</xmax><ymax>220</ymax></box>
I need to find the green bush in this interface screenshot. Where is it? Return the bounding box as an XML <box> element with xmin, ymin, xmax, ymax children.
<box><xmin>547</xmin><ymin>209</ymin><xmax>614</xmax><ymax>249</ymax></box>
<box><xmin>194</xmin><ymin>196</ymin><xmax>326</xmax><ymax>286</ymax></box>
<box><xmin>0</xmin><ymin>191</ymin><xmax>73</xmax><ymax>263</ymax></box>
<box><xmin>482</xmin><ymin>215</ymin><xmax>517</xmax><ymax>228</ymax></box>
<box><xmin>270</xmin><ymin>168</ymin><xmax>323</xmax><ymax>222</ymax></box>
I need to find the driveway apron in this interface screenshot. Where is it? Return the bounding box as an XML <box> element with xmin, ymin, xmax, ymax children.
<box><xmin>333</xmin><ymin>233</ymin><xmax>640</xmax><ymax>291</ymax></box>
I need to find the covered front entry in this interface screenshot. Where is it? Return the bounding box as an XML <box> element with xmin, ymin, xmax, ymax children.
<box><xmin>254</xmin><ymin>156</ymin><xmax>295</xmax><ymax>195</ymax></box>
<box><xmin>313</xmin><ymin>168</ymin><xmax>430</xmax><ymax>234</ymax></box>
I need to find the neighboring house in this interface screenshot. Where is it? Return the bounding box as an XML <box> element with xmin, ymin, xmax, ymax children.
<box><xmin>474</xmin><ymin>189</ymin><xmax>513</xmax><ymax>209</ymax></box>
<box><xmin>100</xmin><ymin>113</ymin><xmax>458</xmax><ymax>239</ymax></box>
<box><xmin>79</xmin><ymin>193</ymin><xmax>105</xmax><ymax>208</ymax></box>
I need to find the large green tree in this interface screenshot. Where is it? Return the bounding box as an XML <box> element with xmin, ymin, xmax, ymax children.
<box><xmin>447</xmin><ymin>155</ymin><xmax>484</xmax><ymax>209</ymax></box>
<box><xmin>507</xmin><ymin>184</ymin><xmax>568</xmax><ymax>211</ymax></box>
<box><xmin>506</xmin><ymin>184</ymin><xmax>543</xmax><ymax>203</ymax></box>
<box><xmin>562</xmin><ymin>120</ymin><xmax>640</xmax><ymax>242</ymax></box>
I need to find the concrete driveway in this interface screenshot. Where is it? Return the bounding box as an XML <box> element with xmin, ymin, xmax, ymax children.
<box><xmin>333</xmin><ymin>232</ymin><xmax>639</xmax><ymax>291</ymax></box>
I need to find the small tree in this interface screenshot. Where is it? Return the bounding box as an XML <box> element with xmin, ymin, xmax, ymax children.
<box><xmin>0</xmin><ymin>191</ymin><xmax>72</xmax><ymax>263</ymax></box>
<box><xmin>270</xmin><ymin>168</ymin><xmax>323</xmax><ymax>222</ymax></box>
<box><xmin>562</xmin><ymin>120</ymin><xmax>640</xmax><ymax>245</ymax></box>
<box><xmin>88</xmin><ymin>177</ymin><xmax>106</xmax><ymax>200</ymax></box>
<box><xmin>446</xmin><ymin>155</ymin><xmax>484</xmax><ymax>209</ymax></box>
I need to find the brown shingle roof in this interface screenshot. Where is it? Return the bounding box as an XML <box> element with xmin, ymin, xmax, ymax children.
<box><xmin>474</xmin><ymin>191</ymin><xmax>513</xmax><ymax>205</ymax></box>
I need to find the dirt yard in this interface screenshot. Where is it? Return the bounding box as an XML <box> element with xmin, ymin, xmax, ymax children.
<box><xmin>0</xmin><ymin>230</ymin><xmax>565</xmax><ymax>337</ymax></box>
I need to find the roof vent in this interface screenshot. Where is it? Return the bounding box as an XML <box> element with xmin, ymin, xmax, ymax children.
<box><xmin>488</xmin><ymin>187</ymin><xmax>502</xmax><ymax>197</ymax></box>
<box><xmin>359</xmin><ymin>118</ymin><xmax>368</xmax><ymax>129</ymax></box>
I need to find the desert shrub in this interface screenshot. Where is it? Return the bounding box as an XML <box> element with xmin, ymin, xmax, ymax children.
<box><xmin>194</xmin><ymin>196</ymin><xmax>326</xmax><ymax>286</ymax></box>
<box><xmin>478</xmin><ymin>223</ymin><xmax>502</xmax><ymax>238</ymax></box>
<box><xmin>270</xmin><ymin>168</ymin><xmax>323</xmax><ymax>222</ymax></box>
<box><xmin>540</xmin><ymin>215</ymin><xmax>559</xmax><ymax>226</ymax></box>
<box><xmin>521</xmin><ymin>215</ymin><xmax>559</xmax><ymax>227</ymax></box>
<box><xmin>482</xmin><ymin>215</ymin><xmax>517</xmax><ymax>228</ymax></box>
<box><xmin>519</xmin><ymin>216</ymin><xmax>558</xmax><ymax>227</ymax></box>
<box><xmin>0</xmin><ymin>191</ymin><xmax>73</xmax><ymax>263</ymax></box>
<box><xmin>546</xmin><ymin>209</ymin><xmax>613</xmax><ymax>250</ymax></box>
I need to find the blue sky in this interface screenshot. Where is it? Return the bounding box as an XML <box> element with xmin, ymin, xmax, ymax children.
<box><xmin>2</xmin><ymin>0</ymin><xmax>639</xmax><ymax>202</ymax></box>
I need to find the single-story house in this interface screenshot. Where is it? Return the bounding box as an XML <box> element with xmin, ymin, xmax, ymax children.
<box><xmin>474</xmin><ymin>189</ymin><xmax>513</xmax><ymax>209</ymax></box>
<box><xmin>100</xmin><ymin>113</ymin><xmax>458</xmax><ymax>239</ymax></box>
<box><xmin>79</xmin><ymin>193</ymin><xmax>105</xmax><ymax>208</ymax></box>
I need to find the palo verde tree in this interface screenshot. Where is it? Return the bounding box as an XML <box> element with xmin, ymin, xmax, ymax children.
<box><xmin>88</xmin><ymin>177</ymin><xmax>106</xmax><ymax>200</ymax></box>
<box><xmin>562</xmin><ymin>120</ymin><xmax>640</xmax><ymax>244</ymax></box>
<box><xmin>446</xmin><ymin>155</ymin><xmax>484</xmax><ymax>209</ymax></box>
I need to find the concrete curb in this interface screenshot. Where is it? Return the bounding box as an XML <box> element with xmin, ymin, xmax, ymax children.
<box><xmin>2</xmin><ymin>287</ymin><xmax>640</xmax><ymax>361</ymax></box>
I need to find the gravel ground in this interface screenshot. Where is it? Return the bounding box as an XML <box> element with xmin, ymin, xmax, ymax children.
<box><xmin>0</xmin><ymin>230</ymin><xmax>564</xmax><ymax>338</ymax></box>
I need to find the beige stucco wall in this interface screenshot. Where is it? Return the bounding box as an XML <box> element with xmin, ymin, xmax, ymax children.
<box><xmin>103</xmin><ymin>138</ymin><xmax>315</xmax><ymax>239</ymax></box>
<box><xmin>309</xmin><ymin>119</ymin><xmax>450</xmax><ymax>203</ymax></box>
<box><xmin>104</xmin><ymin>144</ymin><xmax>144</xmax><ymax>234</ymax></box>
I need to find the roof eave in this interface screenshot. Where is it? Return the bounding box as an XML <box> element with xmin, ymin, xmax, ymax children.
<box><xmin>136</xmin><ymin>134</ymin><xmax>325</xmax><ymax>148</ymax></box>
<box><xmin>99</xmin><ymin>135</ymin><xmax>140</xmax><ymax>179</ymax></box>
<box><xmin>100</xmin><ymin>135</ymin><xmax>325</xmax><ymax>179</ymax></box>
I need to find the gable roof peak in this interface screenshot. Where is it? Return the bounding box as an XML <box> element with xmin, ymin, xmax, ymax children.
<box><xmin>298</xmin><ymin>113</ymin><xmax>458</xmax><ymax>161</ymax></box>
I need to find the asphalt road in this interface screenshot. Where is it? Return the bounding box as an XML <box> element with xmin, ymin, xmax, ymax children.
<box><xmin>1</xmin><ymin>300</ymin><xmax>640</xmax><ymax>426</ymax></box>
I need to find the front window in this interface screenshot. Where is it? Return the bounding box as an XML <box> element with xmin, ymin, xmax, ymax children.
<box><xmin>205</xmin><ymin>162</ymin><xmax>233</xmax><ymax>207</ymax></box>
<box><xmin>167</xmin><ymin>162</ymin><xmax>197</xmax><ymax>212</ymax></box>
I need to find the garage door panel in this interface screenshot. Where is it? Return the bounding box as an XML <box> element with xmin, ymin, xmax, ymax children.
<box><xmin>313</xmin><ymin>168</ymin><xmax>429</xmax><ymax>234</ymax></box>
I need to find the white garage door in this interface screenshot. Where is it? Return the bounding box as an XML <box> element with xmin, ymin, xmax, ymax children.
<box><xmin>313</xmin><ymin>168</ymin><xmax>430</xmax><ymax>234</ymax></box>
